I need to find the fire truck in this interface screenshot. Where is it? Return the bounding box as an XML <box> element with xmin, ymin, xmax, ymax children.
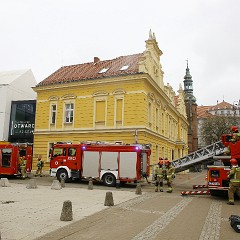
<box><xmin>49</xmin><ymin>141</ymin><xmax>151</xmax><ymax>186</ymax></box>
<box><xmin>207</xmin><ymin>134</ymin><xmax>240</xmax><ymax>195</ymax></box>
<box><xmin>172</xmin><ymin>131</ymin><xmax>240</xmax><ymax>196</ymax></box>
<box><xmin>0</xmin><ymin>141</ymin><xmax>33</xmax><ymax>176</ymax></box>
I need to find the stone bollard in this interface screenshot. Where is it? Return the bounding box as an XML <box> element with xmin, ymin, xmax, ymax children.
<box><xmin>51</xmin><ymin>180</ymin><xmax>62</xmax><ymax>190</ymax></box>
<box><xmin>135</xmin><ymin>182</ymin><xmax>142</xmax><ymax>195</ymax></box>
<box><xmin>116</xmin><ymin>179</ymin><xmax>121</xmax><ymax>189</ymax></box>
<box><xmin>26</xmin><ymin>179</ymin><xmax>37</xmax><ymax>189</ymax></box>
<box><xmin>88</xmin><ymin>178</ymin><xmax>93</xmax><ymax>190</ymax></box>
<box><xmin>1</xmin><ymin>178</ymin><xmax>10</xmax><ymax>187</ymax></box>
<box><xmin>27</xmin><ymin>172</ymin><xmax>34</xmax><ymax>179</ymax></box>
<box><xmin>104</xmin><ymin>192</ymin><xmax>114</xmax><ymax>206</ymax></box>
<box><xmin>61</xmin><ymin>179</ymin><xmax>65</xmax><ymax>188</ymax></box>
<box><xmin>60</xmin><ymin>200</ymin><xmax>73</xmax><ymax>221</ymax></box>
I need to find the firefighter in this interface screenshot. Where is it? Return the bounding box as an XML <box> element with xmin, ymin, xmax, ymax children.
<box><xmin>227</xmin><ymin>158</ymin><xmax>240</xmax><ymax>205</ymax></box>
<box><xmin>35</xmin><ymin>156</ymin><xmax>44</xmax><ymax>177</ymax></box>
<box><xmin>225</xmin><ymin>126</ymin><xmax>240</xmax><ymax>155</ymax></box>
<box><xmin>20</xmin><ymin>156</ymin><xmax>27</xmax><ymax>179</ymax></box>
<box><xmin>165</xmin><ymin>158</ymin><xmax>175</xmax><ymax>193</ymax></box>
<box><xmin>155</xmin><ymin>158</ymin><xmax>164</xmax><ymax>192</ymax></box>
<box><xmin>230</xmin><ymin>126</ymin><xmax>240</xmax><ymax>143</ymax></box>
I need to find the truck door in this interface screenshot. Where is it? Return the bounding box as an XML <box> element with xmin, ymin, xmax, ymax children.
<box><xmin>25</xmin><ymin>145</ymin><xmax>33</xmax><ymax>172</ymax></box>
<box><xmin>52</xmin><ymin>147</ymin><xmax>67</xmax><ymax>168</ymax></box>
<box><xmin>66</xmin><ymin>147</ymin><xmax>78</xmax><ymax>170</ymax></box>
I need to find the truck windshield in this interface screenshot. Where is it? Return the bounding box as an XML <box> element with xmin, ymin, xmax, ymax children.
<box><xmin>53</xmin><ymin>148</ymin><xmax>66</xmax><ymax>157</ymax></box>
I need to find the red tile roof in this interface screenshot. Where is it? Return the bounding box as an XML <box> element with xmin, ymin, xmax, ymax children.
<box><xmin>208</xmin><ymin>101</ymin><xmax>233</xmax><ymax>111</ymax></box>
<box><xmin>37</xmin><ymin>53</ymin><xmax>144</xmax><ymax>86</ymax></box>
<box><xmin>197</xmin><ymin>101</ymin><xmax>234</xmax><ymax>118</ymax></box>
<box><xmin>197</xmin><ymin>106</ymin><xmax>212</xmax><ymax>118</ymax></box>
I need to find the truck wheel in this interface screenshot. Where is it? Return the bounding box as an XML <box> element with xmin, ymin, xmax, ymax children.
<box><xmin>57</xmin><ymin>169</ymin><xmax>68</xmax><ymax>182</ymax></box>
<box><xmin>103</xmin><ymin>173</ymin><xmax>116</xmax><ymax>187</ymax></box>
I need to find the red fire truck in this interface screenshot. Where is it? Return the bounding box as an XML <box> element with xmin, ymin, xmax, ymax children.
<box><xmin>0</xmin><ymin>141</ymin><xmax>33</xmax><ymax>176</ymax></box>
<box><xmin>207</xmin><ymin>134</ymin><xmax>240</xmax><ymax>195</ymax></box>
<box><xmin>50</xmin><ymin>141</ymin><xmax>151</xmax><ymax>186</ymax></box>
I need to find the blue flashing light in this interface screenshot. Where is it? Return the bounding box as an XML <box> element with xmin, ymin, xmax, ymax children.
<box><xmin>82</xmin><ymin>146</ymin><xmax>86</xmax><ymax>150</ymax></box>
<box><xmin>135</xmin><ymin>146</ymin><xmax>139</xmax><ymax>151</ymax></box>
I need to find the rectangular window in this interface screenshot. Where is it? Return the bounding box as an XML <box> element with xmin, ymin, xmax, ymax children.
<box><xmin>116</xmin><ymin>98</ymin><xmax>123</xmax><ymax>126</ymax></box>
<box><xmin>95</xmin><ymin>101</ymin><xmax>105</xmax><ymax>125</ymax></box>
<box><xmin>148</xmin><ymin>102</ymin><xmax>152</xmax><ymax>128</ymax></box>
<box><xmin>156</xmin><ymin>108</ymin><xmax>159</xmax><ymax>132</ymax></box>
<box><xmin>65</xmin><ymin>103</ymin><xmax>74</xmax><ymax>123</ymax></box>
<box><xmin>0</xmin><ymin>148</ymin><xmax>12</xmax><ymax>168</ymax></box>
<box><xmin>51</xmin><ymin>104</ymin><xmax>56</xmax><ymax>124</ymax></box>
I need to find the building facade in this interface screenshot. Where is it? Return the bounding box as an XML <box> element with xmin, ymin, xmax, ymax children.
<box><xmin>8</xmin><ymin>100</ymin><xmax>36</xmax><ymax>143</ymax></box>
<box><xmin>0</xmin><ymin>69</ymin><xmax>37</xmax><ymax>141</ymax></box>
<box><xmin>33</xmin><ymin>32</ymin><xmax>189</xmax><ymax>168</ymax></box>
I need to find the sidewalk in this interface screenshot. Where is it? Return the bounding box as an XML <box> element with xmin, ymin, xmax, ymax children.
<box><xmin>0</xmin><ymin>180</ymin><xmax>139</xmax><ymax>240</ymax></box>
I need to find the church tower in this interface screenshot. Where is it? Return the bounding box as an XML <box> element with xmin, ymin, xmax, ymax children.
<box><xmin>183</xmin><ymin>61</ymin><xmax>198</xmax><ymax>153</ymax></box>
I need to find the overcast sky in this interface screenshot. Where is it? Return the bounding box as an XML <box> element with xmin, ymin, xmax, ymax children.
<box><xmin>0</xmin><ymin>0</ymin><xmax>239</xmax><ymax>106</ymax></box>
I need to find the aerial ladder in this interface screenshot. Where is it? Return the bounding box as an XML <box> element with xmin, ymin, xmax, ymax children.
<box><xmin>172</xmin><ymin>140</ymin><xmax>227</xmax><ymax>173</ymax></box>
<box><xmin>170</xmin><ymin>140</ymin><xmax>231</xmax><ymax>196</ymax></box>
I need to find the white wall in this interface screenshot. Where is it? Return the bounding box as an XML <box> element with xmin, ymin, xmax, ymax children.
<box><xmin>0</xmin><ymin>85</ymin><xmax>8</xmax><ymax>140</ymax></box>
<box><xmin>0</xmin><ymin>69</ymin><xmax>37</xmax><ymax>141</ymax></box>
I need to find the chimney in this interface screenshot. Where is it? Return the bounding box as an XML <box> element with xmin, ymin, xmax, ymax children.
<box><xmin>94</xmin><ymin>57</ymin><xmax>100</xmax><ymax>63</ymax></box>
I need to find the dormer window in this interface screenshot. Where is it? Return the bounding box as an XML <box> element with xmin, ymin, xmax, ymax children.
<box><xmin>99</xmin><ymin>68</ymin><xmax>109</xmax><ymax>73</ymax></box>
<box><xmin>120</xmin><ymin>65</ymin><xmax>129</xmax><ymax>71</ymax></box>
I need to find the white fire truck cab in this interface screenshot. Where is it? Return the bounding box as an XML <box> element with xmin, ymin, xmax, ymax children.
<box><xmin>50</xmin><ymin>142</ymin><xmax>151</xmax><ymax>186</ymax></box>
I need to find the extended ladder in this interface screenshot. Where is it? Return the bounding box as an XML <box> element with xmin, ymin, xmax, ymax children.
<box><xmin>172</xmin><ymin>141</ymin><xmax>226</xmax><ymax>173</ymax></box>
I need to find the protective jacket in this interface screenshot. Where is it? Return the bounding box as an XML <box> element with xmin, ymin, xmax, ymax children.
<box><xmin>155</xmin><ymin>165</ymin><xmax>164</xmax><ymax>178</ymax></box>
<box><xmin>166</xmin><ymin>166</ymin><xmax>175</xmax><ymax>180</ymax></box>
<box><xmin>228</xmin><ymin>167</ymin><xmax>240</xmax><ymax>183</ymax></box>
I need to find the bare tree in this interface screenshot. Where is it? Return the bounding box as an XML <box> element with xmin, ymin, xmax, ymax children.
<box><xmin>201</xmin><ymin>116</ymin><xmax>239</xmax><ymax>145</ymax></box>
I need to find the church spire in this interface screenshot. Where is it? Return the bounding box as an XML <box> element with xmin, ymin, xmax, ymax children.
<box><xmin>183</xmin><ymin>60</ymin><xmax>196</xmax><ymax>103</ymax></box>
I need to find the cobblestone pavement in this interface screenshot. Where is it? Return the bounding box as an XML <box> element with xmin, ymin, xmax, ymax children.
<box><xmin>36</xmin><ymin>171</ymin><xmax>239</xmax><ymax>240</ymax></box>
<box><xmin>1</xmin><ymin>171</ymin><xmax>239</xmax><ymax>240</ymax></box>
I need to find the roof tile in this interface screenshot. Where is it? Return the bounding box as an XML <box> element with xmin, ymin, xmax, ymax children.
<box><xmin>37</xmin><ymin>53</ymin><xmax>143</xmax><ymax>86</ymax></box>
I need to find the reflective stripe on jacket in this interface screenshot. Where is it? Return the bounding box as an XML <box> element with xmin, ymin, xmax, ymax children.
<box><xmin>228</xmin><ymin>167</ymin><xmax>240</xmax><ymax>183</ymax></box>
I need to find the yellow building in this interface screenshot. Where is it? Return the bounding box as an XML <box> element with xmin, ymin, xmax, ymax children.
<box><xmin>33</xmin><ymin>31</ymin><xmax>188</xmax><ymax>169</ymax></box>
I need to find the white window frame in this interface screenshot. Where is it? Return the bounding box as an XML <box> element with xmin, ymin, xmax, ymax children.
<box><xmin>50</xmin><ymin>103</ymin><xmax>57</xmax><ymax>125</ymax></box>
<box><xmin>114</xmin><ymin>96</ymin><xmax>124</xmax><ymax>127</ymax></box>
<box><xmin>64</xmin><ymin>102</ymin><xmax>74</xmax><ymax>124</ymax></box>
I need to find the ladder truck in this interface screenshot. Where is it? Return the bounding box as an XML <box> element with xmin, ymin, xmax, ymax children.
<box><xmin>49</xmin><ymin>141</ymin><xmax>151</xmax><ymax>187</ymax></box>
<box><xmin>171</xmin><ymin>134</ymin><xmax>240</xmax><ymax>196</ymax></box>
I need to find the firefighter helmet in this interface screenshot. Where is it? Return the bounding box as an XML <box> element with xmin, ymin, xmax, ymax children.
<box><xmin>230</xmin><ymin>158</ymin><xmax>238</xmax><ymax>166</ymax></box>
<box><xmin>231</xmin><ymin>126</ymin><xmax>238</xmax><ymax>133</ymax></box>
<box><xmin>158</xmin><ymin>160</ymin><xmax>164</xmax><ymax>165</ymax></box>
<box><xmin>165</xmin><ymin>160</ymin><xmax>171</xmax><ymax>165</ymax></box>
